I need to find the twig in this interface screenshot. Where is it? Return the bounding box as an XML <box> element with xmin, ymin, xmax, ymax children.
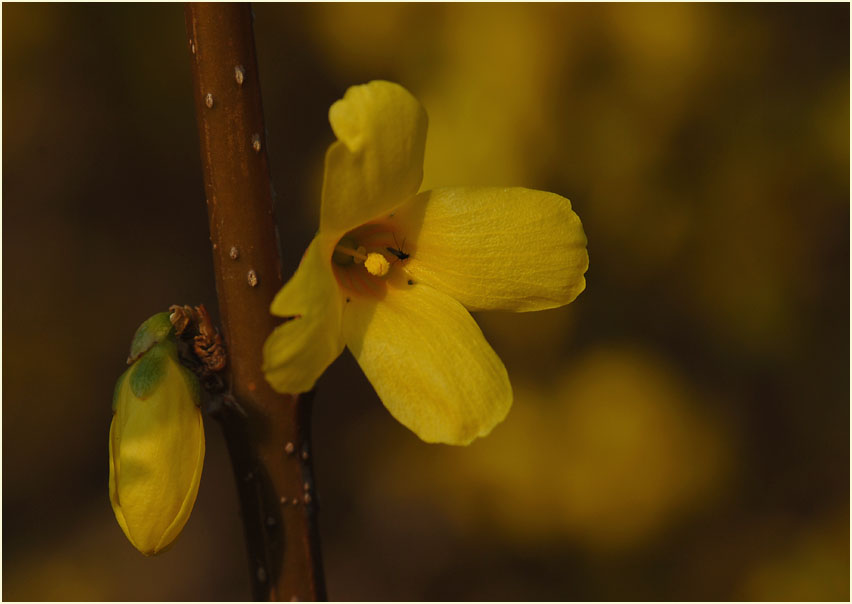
<box><xmin>184</xmin><ymin>3</ymin><xmax>326</xmax><ymax>600</ymax></box>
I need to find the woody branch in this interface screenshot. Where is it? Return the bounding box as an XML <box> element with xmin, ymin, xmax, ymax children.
<box><xmin>184</xmin><ymin>3</ymin><xmax>326</xmax><ymax>600</ymax></box>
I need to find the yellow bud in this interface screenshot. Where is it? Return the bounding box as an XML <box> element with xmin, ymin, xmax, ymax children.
<box><xmin>109</xmin><ymin>341</ymin><xmax>205</xmax><ymax>556</ymax></box>
<box><xmin>364</xmin><ymin>252</ymin><xmax>390</xmax><ymax>276</ymax></box>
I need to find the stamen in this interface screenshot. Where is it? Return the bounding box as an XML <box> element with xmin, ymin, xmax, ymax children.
<box><xmin>354</xmin><ymin>246</ymin><xmax>367</xmax><ymax>265</ymax></box>
<box><xmin>332</xmin><ymin>222</ymin><xmax>412</xmax><ymax>283</ymax></box>
<box><xmin>334</xmin><ymin>244</ymin><xmax>368</xmax><ymax>263</ymax></box>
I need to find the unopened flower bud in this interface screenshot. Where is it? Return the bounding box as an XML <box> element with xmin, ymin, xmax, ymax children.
<box><xmin>109</xmin><ymin>312</ymin><xmax>205</xmax><ymax>556</ymax></box>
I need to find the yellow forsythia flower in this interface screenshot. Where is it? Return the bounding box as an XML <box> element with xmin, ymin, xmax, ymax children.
<box><xmin>263</xmin><ymin>81</ymin><xmax>588</xmax><ymax>445</ymax></box>
<box><xmin>109</xmin><ymin>312</ymin><xmax>205</xmax><ymax>555</ymax></box>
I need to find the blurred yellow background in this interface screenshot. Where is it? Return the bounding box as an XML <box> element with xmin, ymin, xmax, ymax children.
<box><xmin>3</xmin><ymin>3</ymin><xmax>848</xmax><ymax>600</ymax></box>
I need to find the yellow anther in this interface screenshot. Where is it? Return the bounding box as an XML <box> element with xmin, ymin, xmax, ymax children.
<box><xmin>364</xmin><ymin>252</ymin><xmax>390</xmax><ymax>277</ymax></box>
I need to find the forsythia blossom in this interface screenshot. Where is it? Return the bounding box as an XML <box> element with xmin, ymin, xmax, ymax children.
<box><xmin>109</xmin><ymin>312</ymin><xmax>205</xmax><ymax>555</ymax></box>
<box><xmin>263</xmin><ymin>81</ymin><xmax>588</xmax><ymax>445</ymax></box>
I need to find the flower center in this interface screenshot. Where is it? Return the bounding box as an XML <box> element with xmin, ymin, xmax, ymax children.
<box><xmin>331</xmin><ymin>225</ymin><xmax>412</xmax><ymax>296</ymax></box>
<box><xmin>332</xmin><ymin>239</ymin><xmax>391</xmax><ymax>277</ymax></box>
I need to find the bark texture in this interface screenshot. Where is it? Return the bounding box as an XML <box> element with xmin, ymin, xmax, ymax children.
<box><xmin>185</xmin><ymin>3</ymin><xmax>326</xmax><ymax>600</ymax></box>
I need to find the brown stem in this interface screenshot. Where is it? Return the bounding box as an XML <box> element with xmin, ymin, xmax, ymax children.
<box><xmin>184</xmin><ymin>3</ymin><xmax>326</xmax><ymax>601</ymax></box>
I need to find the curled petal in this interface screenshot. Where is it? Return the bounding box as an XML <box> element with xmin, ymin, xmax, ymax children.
<box><xmin>394</xmin><ymin>187</ymin><xmax>589</xmax><ymax>312</ymax></box>
<box><xmin>342</xmin><ymin>277</ymin><xmax>512</xmax><ymax>445</ymax></box>
<box><xmin>321</xmin><ymin>81</ymin><xmax>428</xmax><ymax>239</ymax></box>
<box><xmin>263</xmin><ymin>235</ymin><xmax>345</xmax><ymax>394</ymax></box>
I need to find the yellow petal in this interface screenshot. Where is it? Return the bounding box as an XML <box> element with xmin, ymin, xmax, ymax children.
<box><xmin>109</xmin><ymin>418</ymin><xmax>130</xmax><ymax>539</ymax></box>
<box><xmin>321</xmin><ymin>81</ymin><xmax>428</xmax><ymax>238</ymax></box>
<box><xmin>393</xmin><ymin>187</ymin><xmax>589</xmax><ymax>312</ymax></box>
<box><xmin>109</xmin><ymin>353</ymin><xmax>205</xmax><ymax>556</ymax></box>
<box><xmin>342</xmin><ymin>276</ymin><xmax>512</xmax><ymax>445</ymax></box>
<box><xmin>263</xmin><ymin>235</ymin><xmax>345</xmax><ymax>393</ymax></box>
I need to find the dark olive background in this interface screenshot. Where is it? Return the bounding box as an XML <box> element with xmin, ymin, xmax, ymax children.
<box><xmin>3</xmin><ymin>3</ymin><xmax>849</xmax><ymax>601</ymax></box>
